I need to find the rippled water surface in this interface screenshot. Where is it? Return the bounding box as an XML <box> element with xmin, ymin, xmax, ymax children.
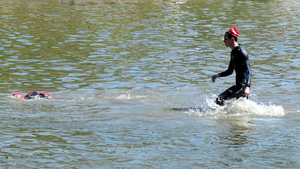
<box><xmin>0</xmin><ymin>0</ymin><xmax>299</xmax><ymax>168</ymax></box>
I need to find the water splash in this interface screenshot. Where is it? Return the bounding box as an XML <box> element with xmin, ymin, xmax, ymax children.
<box><xmin>226</xmin><ymin>98</ymin><xmax>285</xmax><ymax>117</ymax></box>
<box><xmin>185</xmin><ymin>98</ymin><xmax>285</xmax><ymax>117</ymax></box>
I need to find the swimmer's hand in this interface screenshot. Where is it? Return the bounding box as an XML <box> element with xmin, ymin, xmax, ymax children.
<box><xmin>211</xmin><ymin>74</ymin><xmax>219</xmax><ymax>82</ymax></box>
<box><xmin>243</xmin><ymin>87</ymin><xmax>250</xmax><ymax>98</ymax></box>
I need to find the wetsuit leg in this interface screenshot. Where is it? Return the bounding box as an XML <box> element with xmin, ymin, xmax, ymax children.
<box><xmin>216</xmin><ymin>85</ymin><xmax>244</xmax><ymax>106</ymax></box>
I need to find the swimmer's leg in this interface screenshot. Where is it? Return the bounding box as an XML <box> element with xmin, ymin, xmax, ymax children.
<box><xmin>216</xmin><ymin>85</ymin><xmax>243</xmax><ymax>106</ymax></box>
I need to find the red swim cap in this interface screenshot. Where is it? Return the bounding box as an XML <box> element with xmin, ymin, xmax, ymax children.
<box><xmin>228</xmin><ymin>27</ymin><xmax>240</xmax><ymax>37</ymax></box>
<box><xmin>11</xmin><ymin>93</ymin><xmax>24</xmax><ymax>99</ymax></box>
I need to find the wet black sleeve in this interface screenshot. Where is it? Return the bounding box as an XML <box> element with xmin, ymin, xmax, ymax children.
<box><xmin>219</xmin><ymin>58</ymin><xmax>234</xmax><ymax>77</ymax></box>
<box><xmin>238</xmin><ymin>48</ymin><xmax>251</xmax><ymax>87</ymax></box>
<box><xmin>244</xmin><ymin>57</ymin><xmax>251</xmax><ymax>87</ymax></box>
<box><xmin>233</xmin><ymin>47</ymin><xmax>251</xmax><ymax>88</ymax></box>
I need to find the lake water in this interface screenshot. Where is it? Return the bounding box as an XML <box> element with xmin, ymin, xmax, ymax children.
<box><xmin>0</xmin><ymin>0</ymin><xmax>299</xmax><ymax>168</ymax></box>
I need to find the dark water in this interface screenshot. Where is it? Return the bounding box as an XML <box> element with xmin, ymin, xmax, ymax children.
<box><xmin>0</xmin><ymin>0</ymin><xmax>299</xmax><ymax>168</ymax></box>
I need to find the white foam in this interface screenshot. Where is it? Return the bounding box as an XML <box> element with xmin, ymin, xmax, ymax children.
<box><xmin>226</xmin><ymin>98</ymin><xmax>285</xmax><ymax>117</ymax></box>
<box><xmin>116</xmin><ymin>94</ymin><xmax>132</xmax><ymax>100</ymax></box>
<box><xmin>186</xmin><ymin>97</ymin><xmax>285</xmax><ymax>117</ymax></box>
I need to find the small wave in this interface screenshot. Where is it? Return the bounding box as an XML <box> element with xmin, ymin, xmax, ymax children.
<box><xmin>115</xmin><ymin>94</ymin><xmax>147</xmax><ymax>100</ymax></box>
<box><xmin>116</xmin><ymin>94</ymin><xmax>132</xmax><ymax>100</ymax></box>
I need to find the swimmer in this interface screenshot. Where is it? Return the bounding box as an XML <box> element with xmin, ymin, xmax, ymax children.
<box><xmin>211</xmin><ymin>27</ymin><xmax>251</xmax><ymax>106</ymax></box>
<box><xmin>11</xmin><ymin>91</ymin><xmax>53</xmax><ymax>99</ymax></box>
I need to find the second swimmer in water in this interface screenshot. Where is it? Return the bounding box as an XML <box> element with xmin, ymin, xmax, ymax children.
<box><xmin>11</xmin><ymin>91</ymin><xmax>53</xmax><ymax>99</ymax></box>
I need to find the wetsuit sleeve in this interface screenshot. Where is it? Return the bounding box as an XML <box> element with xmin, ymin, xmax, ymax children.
<box><xmin>240</xmin><ymin>48</ymin><xmax>251</xmax><ymax>87</ymax></box>
<box><xmin>219</xmin><ymin>59</ymin><xmax>234</xmax><ymax>77</ymax></box>
<box><xmin>245</xmin><ymin>61</ymin><xmax>251</xmax><ymax>87</ymax></box>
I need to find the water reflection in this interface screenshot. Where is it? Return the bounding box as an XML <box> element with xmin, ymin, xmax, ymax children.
<box><xmin>211</xmin><ymin>116</ymin><xmax>253</xmax><ymax>148</ymax></box>
<box><xmin>225</xmin><ymin>124</ymin><xmax>251</xmax><ymax>148</ymax></box>
<box><xmin>212</xmin><ymin>117</ymin><xmax>254</xmax><ymax>167</ymax></box>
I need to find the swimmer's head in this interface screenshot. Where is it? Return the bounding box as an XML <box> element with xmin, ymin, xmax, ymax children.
<box><xmin>11</xmin><ymin>93</ymin><xmax>24</xmax><ymax>99</ymax></box>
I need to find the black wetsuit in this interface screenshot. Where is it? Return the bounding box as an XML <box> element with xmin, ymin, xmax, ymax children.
<box><xmin>24</xmin><ymin>91</ymin><xmax>52</xmax><ymax>99</ymax></box>
<box><xmin>216</xmin><ymin>45</ymin><xmax>251</xmax><ymax>106</ymax></box>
